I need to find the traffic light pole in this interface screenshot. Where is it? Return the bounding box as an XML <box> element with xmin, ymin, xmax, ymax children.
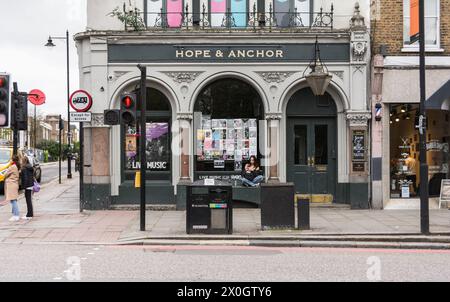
<box><xmin>418</xmin><ymin>0</ymin><xmax>430</xmax><ymax>234</ymax></box>
<box><xmin>11</xmin><ymin>83</ymin><xmax>19</xmax><ymax>156</ymax></box>
<box><xmin>59</xmin><ymin>115</ymin><xmax>62</xmax><ymax>185</ymax></box>
<box><xmin>138</xmin><ymin>65</ymin><xmax>147</xmax><ymax>232</ymax></box>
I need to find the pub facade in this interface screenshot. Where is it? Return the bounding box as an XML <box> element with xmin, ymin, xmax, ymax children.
<box><xmin>75</xmin><ymin>0</ymin><xmax>372</xmax><ymax>210</ymax></box>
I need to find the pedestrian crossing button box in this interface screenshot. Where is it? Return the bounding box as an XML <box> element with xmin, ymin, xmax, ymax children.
<box><xmin>186</xmin><ymin>180</ymin><xmax>233</xmax><ymax>235</ymax></box>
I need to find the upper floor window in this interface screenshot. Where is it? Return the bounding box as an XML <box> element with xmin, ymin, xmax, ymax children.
<box><xmin>146</xmin><ymin>0</ymin><xmax>184</xmax><ymax>28</ymax></box>
<box><xmin>403</xmin><ymin>0</ymin><xmax>440</xmax><ymax>50</ymax></box>
<box><xmin>274</xmin><ymin>0</ymin><xmax>310</xmax><ymax>27</ymax></box>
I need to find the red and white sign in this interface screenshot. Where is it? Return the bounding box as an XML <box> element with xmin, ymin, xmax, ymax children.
<box><xmin>28</xmin><ymin>89</ymin><xmax>46</xmax><ymax>106</ymax></box>
<box><xmin>69</xmin><ymin>90</ymin><xmax>92</xmax><ymax>112</ymax></box>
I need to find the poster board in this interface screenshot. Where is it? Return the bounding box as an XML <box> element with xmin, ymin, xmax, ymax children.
<box><xmin>439</xmin><ymin>179</ymin><xmax>450</xmax><ymax>209</ymax></box>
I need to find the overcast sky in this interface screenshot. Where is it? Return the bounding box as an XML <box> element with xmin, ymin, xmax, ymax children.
<box><xmin>0</xmin><ymin>0</ymin><xmax>87</xmax><ymax>119</ymax></box>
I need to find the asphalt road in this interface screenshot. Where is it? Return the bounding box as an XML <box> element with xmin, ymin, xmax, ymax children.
<box><xmin>0</xmin><ymin>244</ymin><xmax>449</xmax><ymax>282</ymax></box>
<box><xmin>0</xmin><ymin>161</ymin><xmax>75</xmax><ymax>199</ymax></box>
<box><xmin>39</xmin><ymin>160</ymin><xmax>74</xmax><ymax>184</ymax></box>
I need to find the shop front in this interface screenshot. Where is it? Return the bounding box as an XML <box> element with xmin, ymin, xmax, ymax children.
<box><xmin>76</xmin><ymin>11</ymin><xmax>371</xmax><ymax>209</ymax></box>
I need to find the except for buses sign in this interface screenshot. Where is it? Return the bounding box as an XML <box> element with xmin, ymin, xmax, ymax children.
<box><xmin>69</xmin><ymin>90</ymin><xmax>93</xmax><ymax>112</ymax></box>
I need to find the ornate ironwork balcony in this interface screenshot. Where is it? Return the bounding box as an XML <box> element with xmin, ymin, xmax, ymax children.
<box><xmin>141</xmin><ymin>3</ymin><xmax>334</xmax><ymax>31</ymax></box>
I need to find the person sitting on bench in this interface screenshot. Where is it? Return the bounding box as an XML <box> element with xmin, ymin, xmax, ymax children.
<box><xmin>242</xmin><ymin>156</ymin><xmax>264</xmax><ymax>187</ymax></box>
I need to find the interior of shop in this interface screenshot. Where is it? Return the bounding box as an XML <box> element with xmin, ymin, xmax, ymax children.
<box><xmin>390</xmin><ymin>104</ymin><xmax>450</xmax><ymax>198</ymax></box>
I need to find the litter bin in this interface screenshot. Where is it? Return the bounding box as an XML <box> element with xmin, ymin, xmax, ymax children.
<box><xmin>186</xmin><ymin>180</ymin><xmax>233</xmax><ymax>234</ymax></box>
<box><xmin>260</xmin><ymin>183</ymin><xmax>295</xmax><ymax>230</ymax></box>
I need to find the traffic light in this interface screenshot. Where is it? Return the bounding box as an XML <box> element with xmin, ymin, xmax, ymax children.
<box><xmin>120</xmin><ymin>93</ymin><xmax>137</xmax><ymax>126</ymax></box>
<box><xmin>104</xmin><ymin>109</ymin><xmax>120</xmax><ymax>126</ymax></box>
<box><xmin>12</xmin><ymin>94</ymin><xmax>28</xmax><ymax>131</ymax></box>
<box><xmin>0</xmin><ymin>74</ymin><xmax>11</xmax><ymax>128</ymax></box>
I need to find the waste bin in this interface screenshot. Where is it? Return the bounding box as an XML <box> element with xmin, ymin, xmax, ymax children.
<box><xmin>186</xmin><ymin>180</ymin><xmax>233</xmax><ymax>234</ymax></box>
<box><xmin>260</xmin><ymin>183</ymin><xmax>295</xmax><ymax>230</ymax></box>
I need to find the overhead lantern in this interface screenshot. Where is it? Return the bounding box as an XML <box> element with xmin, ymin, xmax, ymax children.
<box><xmin>303</xmin><ymin>37</ymin><xmax>333</xmax><ymax>96</ymax></box>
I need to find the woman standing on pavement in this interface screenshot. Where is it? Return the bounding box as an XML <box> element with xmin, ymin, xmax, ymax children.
<box><xmin>20</xmin><ymin>156</ymin><xmax>35</xmax><ymax>220</ymax></box>
<box><xmin>5</xmin><ymin>155</ymin><xmax>20</xmax><ymax>222</ymax></box>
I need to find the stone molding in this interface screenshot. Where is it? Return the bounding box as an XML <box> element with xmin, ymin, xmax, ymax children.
<box><xmin>256</xmin><ymin>72</ymin><xmax>296</xmax><ymax>83</ymax></box>
<box><xmin>346</xmin><ymin>111</ymin><xmax>372</xmax><ymax>127</ymax></box>
<box><xmin>162</xmin><ymin>72</ymin><xmax>204</xmax><ymax>84</ymax></box>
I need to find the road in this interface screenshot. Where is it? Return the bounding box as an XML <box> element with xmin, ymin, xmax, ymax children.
<box><xmin>0</xmin><ymin>244</ymin><xmax>449</xmax><ymax>282</ymax></box>
<box><xmin>0</xmin><ymin>161</ymin><xmax>75</xmax><ymax>199</ymax></box>
<box><xmin>39</xmin><ymin>160</ymin><xmax>74</xmax><ymax>184</ymax></box>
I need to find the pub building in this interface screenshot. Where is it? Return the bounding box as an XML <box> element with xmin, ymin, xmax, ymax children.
<box><xmin>75</xmin><ymin>0</ymin><xmax>372</xmax><ymax>210</ymax></box>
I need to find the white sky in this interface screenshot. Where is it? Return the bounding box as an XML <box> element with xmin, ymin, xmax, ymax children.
<box><xmin>0</xmin><ymin>0</ymin><xmax>87</xmax><ymax>119</ymax></box>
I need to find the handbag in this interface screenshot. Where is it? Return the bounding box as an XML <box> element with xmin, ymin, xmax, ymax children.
<box><xmin>33</xmin><ymin>180</ymin><xmax>41</xmax><ymax>193</ymax></box>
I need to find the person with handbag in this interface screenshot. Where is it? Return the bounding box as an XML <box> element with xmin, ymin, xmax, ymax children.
<box><xmin>20</xmin><ymin>156</ymin><xmax>35</xmax><ymax>220</ymax></box>
<box><xmin>241</xmin><ymin>156</ymin><xmax>264</xmax><ymax>187</ymax></box>
<box><xmin>5</xmin><ymin>155</ymin><xmax>20</xmax><ymax>222</ymax></box>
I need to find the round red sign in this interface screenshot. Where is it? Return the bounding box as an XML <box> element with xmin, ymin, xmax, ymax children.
<box><xmin>28</xmin><ymin>89</ymin><xmax>46</xmax><ymax>106</ymax></box>
<box><xmin>69</xmin><ymin>90</ymin><xmax>93</xmax><ymax>112</ymax></box>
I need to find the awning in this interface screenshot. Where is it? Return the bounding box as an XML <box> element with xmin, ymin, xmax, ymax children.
<box><xmin>426</xmin><ymin>80</ymin><xmax>450</xmax><ymax>110</ymax></box>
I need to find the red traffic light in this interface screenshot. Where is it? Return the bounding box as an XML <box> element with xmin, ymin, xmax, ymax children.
<box><xmin>122</xmin><ymin>95</ymin><xmax>134</xmax><ymax>109</ymax></box>
<box><xmin>0</xmin><ymin>77</ymin><xmax>7</xmax><ymax>88</ymax></box>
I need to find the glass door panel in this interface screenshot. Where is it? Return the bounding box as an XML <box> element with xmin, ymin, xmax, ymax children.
<box><xmin>294</xmin><ymin>125</ymin><xmax>308</xmax><ymax>166</ymax></box>
<box><xmin>231</xmin><ymin>0</ymin><xmax>247</xmax><ymax>27</ymax></box>
<box><xmin>167</xmin><ymin>0</ymin><xmax>183</xmax><ymax>27</ymax></box>
<box><xmin>211</xmin><ymin>0</ymin><xmax>226</xmax><ymax>27</ymax></box>
<box><xmin>147</xmin><ymin>0</ymin><xmax>163</xmax><ymax>26</ymax></box>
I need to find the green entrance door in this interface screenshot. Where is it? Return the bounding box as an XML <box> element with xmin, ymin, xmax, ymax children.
<box><xmin>287</xmin><ymin>117</ymin><xmax>337</xmax><ymax>201</ymax></box>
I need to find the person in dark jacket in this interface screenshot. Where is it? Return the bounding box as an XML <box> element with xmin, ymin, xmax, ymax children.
<box><xmin>20</xmin><ymin>156</ymin><xmax>35</xmax><ymax>220</ymax></box>
<box><xmin>241</xmin><ymin>156</ymin><xmax>264</xmax><ymax>187</ymax></box>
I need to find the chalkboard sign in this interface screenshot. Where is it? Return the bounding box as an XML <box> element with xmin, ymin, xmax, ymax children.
<box><xmin>439</xmin><ymin>179</ymin><xmax>450</xmax><ymax>208</ymax></box>
<box><xmin>352</xmin><ymin>130</ymin><xmax>366</xmax><ymax>161</ymax></box>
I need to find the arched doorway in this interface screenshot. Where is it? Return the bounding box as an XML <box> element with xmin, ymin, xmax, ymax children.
<box><xmin>286</xmin><ymin>88</ymin><xmax>337</xmax><ymax>202</ymax></box>
<box><xmin>122</xmin><ymin>86</ymin><xmax>173</xmax><ymax>183</ymax></box>
<box><xmin>193</xmin><ymin>78</ymin><xmax>265</xmax><ymax>181</ymax></box>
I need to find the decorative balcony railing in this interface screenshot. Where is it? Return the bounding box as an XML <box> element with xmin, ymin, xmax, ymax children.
<box><xmin>140</xmin><ymin>3</ymin><xmax>333</xmax><ymax>31</ymax></box>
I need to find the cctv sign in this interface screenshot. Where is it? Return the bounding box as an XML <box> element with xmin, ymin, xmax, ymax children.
<box><xmin>69</xmin><ymin>90</ymin><xmax>93</xmax><ymax>112</ymax></box>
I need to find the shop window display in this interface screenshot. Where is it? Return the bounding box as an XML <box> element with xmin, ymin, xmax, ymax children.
<box><xmin>390</xmin><ymin>104</ymin><xmax>450</xmax><ymax>198</ymax></box>
<box><xmin>123</xmin><ymin>87</ymin><xmax>172</xmax><ymax>181</ymax></box>
<box><xmin>194</xmin><ymin>79</ymin><xmax>264</xmax><ymax>176</ymax></box>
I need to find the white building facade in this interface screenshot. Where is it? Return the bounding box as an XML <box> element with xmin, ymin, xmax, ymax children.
<box><xmin>76</xmin><ymin>0</ymin><xmax>372</xmax><ymax>209</ymax></box>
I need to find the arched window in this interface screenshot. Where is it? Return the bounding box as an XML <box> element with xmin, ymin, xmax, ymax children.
<box><xmin>194</xmin><ymin>79</ymin><xmax>264</xmax><ymax>178</ymax></box>
<box><xmin>273</xmin><ymin>0</ymin><xmax>310</xmax><ymax>27</ymax></box>
<box><xmin>123</xmin><ymin>87</ymin><xmax>172</xmax><ymax>182</ymax></box>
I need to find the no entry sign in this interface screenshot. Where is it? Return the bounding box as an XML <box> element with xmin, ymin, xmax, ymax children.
<box><xmin>69</xmin><ymin>90</ymin><xmax>93</xmax><ymax>112</ymax></box>
<box><xmin>28</xmin><ymin>89</ymin><xmax>46</xmax><ymax>106</ymax></box>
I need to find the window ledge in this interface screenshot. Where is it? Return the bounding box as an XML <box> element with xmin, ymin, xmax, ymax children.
<box><xmin>401</xmin><ymin>47</ymin><xmax>444</xmax><ymax>53</ymax></box>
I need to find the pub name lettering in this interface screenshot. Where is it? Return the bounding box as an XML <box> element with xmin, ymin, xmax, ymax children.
<box><xmin>175</xmin><ymin>49</ymin><xmax>284</xmax><ymax>59</ymax></box>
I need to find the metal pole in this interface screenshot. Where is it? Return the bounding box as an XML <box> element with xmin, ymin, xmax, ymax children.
<box><xmin>80</xmin><ymin>122</ymin><xmax>84</xmax><ymax>212</ymax></box>
<box><xmin>138</xmin><ymin>65</ymin><xmax>147</xmax><ymax>231</ymax></box>
<box><xmin>418</xmin><ymin>0</ymin><xmax>429</xmax><ymax>234</ymax></box>
<box><xmin>34</xmin><ymin>104</ymin><xmax>37</xmax><ymax>152</ymax></box>
<box><xmin>59</xmin><ymin>115</ymin><xmax>62</xmax><ymax>185</ymax></box>
<box><xmin>12</xmin><ymin>83</ymin><xmax>18</xmax><ymax>156</ymax></box>
<box><xmin>66</xmin><ymin>30</ymin><xmax>72</xmax><ymax>179</ymax></box>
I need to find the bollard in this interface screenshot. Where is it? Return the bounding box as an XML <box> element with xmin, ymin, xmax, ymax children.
<box><xmin>297</xmin><ymin>196</ymin><xmax>310</xmax><ymax>230</ymax></box>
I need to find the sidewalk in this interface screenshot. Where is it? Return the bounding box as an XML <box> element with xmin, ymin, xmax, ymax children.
<box><xmin>1</xmin><ymin>177</ymin><xmax>450</xmax><ymax>247</ymax></box>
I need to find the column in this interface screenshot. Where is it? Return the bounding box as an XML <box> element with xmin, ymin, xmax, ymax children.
<box><xmin>178</xmin><ymin>114</ymin><xmax>192</xmax><ymax>182</ymax></box>
<box><xmin>266</xmin><ymin>114</ymin><xmax>281</xmax><ymax>183</ymax></box>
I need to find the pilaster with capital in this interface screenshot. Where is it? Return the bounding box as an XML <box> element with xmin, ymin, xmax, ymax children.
<box><xmin>177</xmin><ymin>113</ymin><xmax>193</xmax><ymax>182</ymax></box>
<box><xmin>266</xmin><ymin>113</ymin><xmax>282</xmax><ymax>182</ymax></box>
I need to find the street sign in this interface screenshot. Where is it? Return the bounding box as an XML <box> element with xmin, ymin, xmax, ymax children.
<box><xmin>69</xmin><ymin>90</ymin><xmax>92</xmax><ymax>112</ymax></box>
<box><xmin>28</xmin><ymin>89</ymin><xmax>46</xmax><ymax>106</ymax></box>
<box><xmin>70</xmin><ymin>112</ymin><xmax>92</xmax><ymax>122</ymax></box>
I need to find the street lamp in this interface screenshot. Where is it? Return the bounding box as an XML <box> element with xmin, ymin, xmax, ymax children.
<box><xmin>45</xmin><ymin>30</ymin><xmax>72</xmax><ymax>179</ymax></box>
<box><xmin>304</xmin><ymin>37</ymin><xmax>333</xmax><ymax>96</ymax></box>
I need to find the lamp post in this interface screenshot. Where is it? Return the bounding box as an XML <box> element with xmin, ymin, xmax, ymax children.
<box><xmin>418</xmin><ymin>0</ymin><xmax>430</xmax><ymax>234</ymax></box>
<box><xmin>304</xmin><ymin>37</ymin><xmax>333</xmax><ymax>96</ymax></box>
<box><xmin>45</xmin><ymin>30</ymin><xmax>72</xmax><ymax>179</ymax></box>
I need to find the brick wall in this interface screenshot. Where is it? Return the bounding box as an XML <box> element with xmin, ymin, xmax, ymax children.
<box><xmin>371</xmin><ymin>0</ymin><xmax>450</xmax><ymax>56</ymax></box>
